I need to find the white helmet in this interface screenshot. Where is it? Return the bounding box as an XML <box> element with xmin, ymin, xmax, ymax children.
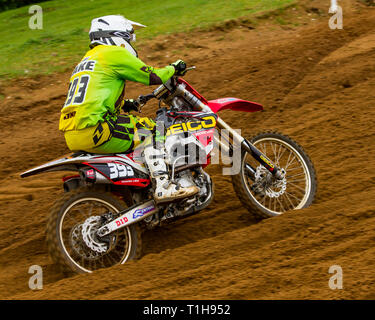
<box><xmin>89</xmin><ymin>15</ymin><xmax>146</xmax><ymax>57</ymax></box>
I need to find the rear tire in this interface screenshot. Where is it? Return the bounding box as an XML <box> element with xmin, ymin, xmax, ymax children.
<box><xmin>232</xmin><ymin>131</ymin><xmax>317</xmax><ymax>219</ymax></box>
<box><xmin>46</xmin><ymin>187</ymin><xmax>142</xmax><ymax>274</ymax></box>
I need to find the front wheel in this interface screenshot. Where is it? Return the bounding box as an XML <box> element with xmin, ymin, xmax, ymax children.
<box><xmin>46</xmin><ymin>187</ymin><xmax>141</xmax><ymax>274</ymax></box>
<box><xmin>232</xmin><ymin>131</ymin><xmax>317</xmax><ymax>219</ymax></box>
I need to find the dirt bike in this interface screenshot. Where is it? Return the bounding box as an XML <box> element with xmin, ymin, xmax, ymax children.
<box><xmin>21</xmin><ymin>66</ymin><xmax>317</xmax><ymax>274</ymax></box>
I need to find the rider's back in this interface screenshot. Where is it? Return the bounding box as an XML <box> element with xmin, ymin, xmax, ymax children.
<box><xmin>59</xmin><ymin>45</ymin><xmax>151</xmax><ymax>133</ymax></box>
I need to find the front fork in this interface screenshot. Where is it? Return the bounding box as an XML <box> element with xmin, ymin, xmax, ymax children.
<box><xmin>173</xmin><ymin>84</ymin><xmax>283</xmax><ymax>180</ymax></box>
<box><xmin>241</xmin><ymin>139</ymin><xmax>284</xmax><ymax>180</ymax></box>
<box><xmin>215</xmin><ymin>117</ymin><xmax>284</xmax><ymax>180</ymax></box>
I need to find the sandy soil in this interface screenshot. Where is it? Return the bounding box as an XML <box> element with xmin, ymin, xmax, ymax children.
<box><xmin>0</xmin><ymin>0</ymin><xmax>375</xmax><ymax>299</ymax></box>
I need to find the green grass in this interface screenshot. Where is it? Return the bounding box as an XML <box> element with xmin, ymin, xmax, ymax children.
<box><xmin>0</xmin><ymin>0</ymin><xmax>295</xmax><ymax>79</ymax></box>
<box><xmin>275</xmin><ymin>16</ymin><xmax>288</xmax><ymax>25</ymax></box>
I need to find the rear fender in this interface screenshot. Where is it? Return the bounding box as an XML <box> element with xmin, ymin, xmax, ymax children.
<box><xmin>208</xmin><ymin>98</ymin><xmax>263</xmax><ymax>113</ymax></box>
<box><xmin>20</xmin><ymin>153</ymin><xmax>151</xmax><ymax>188</ymax></box>
<box><xmin>20</xmin><ymin>153</ymin><xmax>86</xmax><ymax>178</ymax></box>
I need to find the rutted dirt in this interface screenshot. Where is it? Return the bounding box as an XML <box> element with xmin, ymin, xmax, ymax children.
<box><xmin>1</xmin><ymin>1</ymin><xmax>375</xmax><ymax>299</ymax></box>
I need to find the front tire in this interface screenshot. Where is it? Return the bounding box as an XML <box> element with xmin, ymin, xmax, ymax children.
<box><xmin>232</xmin><ymin>131</ymin><xmax>317</xmax><ymax>219</ymax></box>
<box><xmin>46</xmin><ymin>187</ymin><xmax>141</xmax><ymax>274</ymax></box>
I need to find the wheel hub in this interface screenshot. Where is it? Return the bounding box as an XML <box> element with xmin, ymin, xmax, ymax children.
<box><xmin>70</xmin><ymin>224</ymin><xmax>102</xmax><ymax>260</ymax></box>
<box><xmin>81</xmin><ymin>216</ymin><xmax>108</xmax><ymax>253</ymax></box>
<box><xmin>254</xmin><ymin>165</ymin><xmax>287</xmax><ymax>198</ymax></box>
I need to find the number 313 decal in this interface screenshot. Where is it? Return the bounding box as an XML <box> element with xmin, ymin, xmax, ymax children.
<box><xmin>108</xmin><ymin>163</ymin><xmax>135</xmax><ymax>180</ymax></box>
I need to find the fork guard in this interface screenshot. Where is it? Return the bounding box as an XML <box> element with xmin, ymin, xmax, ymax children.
<box><xmin>241</xmin><ymin>139</ymin><xmax>283</xmax><ymax>180</ymax></box>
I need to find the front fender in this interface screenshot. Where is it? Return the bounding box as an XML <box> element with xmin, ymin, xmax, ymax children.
<box><xmin>207</xmin><ymin>98</ymin><xmax>263</xmax><ymax>113</ymax></box>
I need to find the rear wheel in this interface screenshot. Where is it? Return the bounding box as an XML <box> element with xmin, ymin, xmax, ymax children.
<box><xmin>46</xmin><ymin>187</ymin><xmax>141</xmax><ymax>274</ymax></box>
<box><xmin>232</xmin><ymin>131</ymin><xmax>317</xmax><ymax>219</ymax></box>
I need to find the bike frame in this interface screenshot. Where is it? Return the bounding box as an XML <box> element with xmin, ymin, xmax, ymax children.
<box><xmin>162</xmin><ymin>77</ymin><xmax>284</xmax><ymax>180</ymax></box>
<box><xmin>95</xmin><ymin>76</ymin><xmax>285</xmax><ymax>237</ymax></box>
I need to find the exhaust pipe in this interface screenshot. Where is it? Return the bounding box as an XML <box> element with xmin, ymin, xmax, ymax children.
<box><xmin>96</xmin><ymin>200</ymin><xmax>158</xmax><ymax>237</ymax></box>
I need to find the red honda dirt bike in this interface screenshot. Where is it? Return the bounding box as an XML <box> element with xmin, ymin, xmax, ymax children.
<box><xmin>21</xmin><ymin>67</ymin><xmax>316</xmax><ymax>274</ymax></box>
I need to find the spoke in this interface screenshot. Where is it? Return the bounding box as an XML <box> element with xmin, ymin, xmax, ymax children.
<box><xmin>88</xmin><ymin>202</ymin><xmax>94</xmax><ymax>217</ymax></box>
<box><xmin>286</xmin><ymin>172</ymin><xmax>305</xmax><ymax>179</ymax></box>
<box><xmin>285</xmin><ymin>166</ymin><xmax>302</xmax><ymax>172</ymax></box>
<box><xmin>93</xmin><ymin>258</ymin><xmax>99</xmax><ymax>270</ymax></box>
<box><xmin>98</xmin><ymin>255</ymin><xmax>106</xmax><ymax>268</ymax></box>
<box><xmin>80</xmin><ymin>256</ymin><xmax>85</xmax><ymax>269</ymax></box>
<box><xmin>276</xmin><ymin>196</ymin><xmax>286</xmax><ymax>212</ymax></box>
<box><xmin>100</xmin><ymin>255</ymin><xmax>109</xmax><ymax>268</ymax></box>
<box><xmin>112</xmin><ymin>249</ymin><xmax>124</xmax><ymax>261</ymax></box>
<box><xmin>276</xmin><ymin>146</ymin><xmax>287</xmax><ymax>166</ymax></box>
<box><xmin>268</xmin><ymin>194</ymin><xmax>272</xmax><ymax>210</ymax></box>
<box><xmin>90</xmin><ymin>258</ymin><xmax>96</xmax><ymax>271</ymax></box>
<box><xmin>286</xmin><ymin>153</ymin><xmax>296</xmax><ymax>169</ymax></box>
<box><xmin>260</xmin><ymin>142</ymin><xmax>267</xmax><ymax>156</ymax></box>
<box><xmin>285</xmin><ymin>191</ymin><xmax>303</xmax><ymax>202</ymax></box>
<box><xmin>285</xmin><ymin>150</ymin><xmax>292</xmax><ymax>168</ymax></box>
<box><xmin>106</xmin><ymin>252</ymin><xmax>119</xmax><ymax>266</ymax></box>
<box><xmin>254</xmin><ymin>142</ymin><xmax>265</xmax><ymax>154</ymax></box>
<box><xmin>63</xmin><ymin>214</ymin><xmax>81</xmax><ymax>227</ymax></box>
<box><xmin>70</xmin><ymin>249</ymin><xmax>80</xmax><ymax>261</ymax></box>
<box><xmin>275</xmin><ymin>143</ymin><xmax>282</xmax><ymax>162</ymax></box>
<box><xmin>100</xmin><ymin>257</ymin><xmax>107</xmax><ymax>270</ymax></box>
<box><xmin>87</xmin><ymin>259</ymin><xmax>93</xmax><ymax>271</ymax></box>
<box><xmin>260</xmin><ymin>193</ymin><xmax>267</xmax><ymax>205</ymax></box>
<box><xmin>288</xmin><ymin>179</ymin><xmax>306</xmax><ymax>183</ymax></box>
<box><xmin>75</xmin><ymin>207</ymin><xmax>91</xmax><ymax>219</ymax></box>
<box><xmin>273</xmin><ymin>196</ymin><xmax>277</xmax><ymax>212</ymax></box>
<box><xmin>288</xmin><ymin>181</ymin><xmax>306</xmax><ymax>193</ymax></box>
<box><xmin>271</xmin><ymin>142</ymin><xmax>278</xmax><ymax>162</ymax></box>
<box><xmin>283</xmin><ymin>191</ymin><xmax>296</xmax><ymax>209</ymax></box>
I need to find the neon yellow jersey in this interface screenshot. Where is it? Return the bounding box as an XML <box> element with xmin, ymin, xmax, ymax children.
<box><xmin>59</xmin><ymin>45</ymin><xmax>175</xmax><ymax>132</ymax></box>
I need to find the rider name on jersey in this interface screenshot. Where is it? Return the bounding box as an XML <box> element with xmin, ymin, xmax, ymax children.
<box><xmin>71</xmin><ymin>57</ymin><xmax>97</xmax><ymax>76</ymax></box>
<box><xmin>166</xmin><ymin>115</ymin><xmax>216</xmax><ymax>136</ymax></box>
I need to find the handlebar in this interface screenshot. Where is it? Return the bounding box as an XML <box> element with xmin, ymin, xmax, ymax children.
<box><xmin>184</xmin><ymin>66</ymin><xmax>196</xmax><ymax>72</ymax></box>
<box><xmin>134</xmin><ymin>93</ymin><xmax>155</xmax><ymax>113</ymax></box>
<box><xmin>134</xmin><ymin>65</ymin><xmax>196</xmax><ymax>112</ymax></box>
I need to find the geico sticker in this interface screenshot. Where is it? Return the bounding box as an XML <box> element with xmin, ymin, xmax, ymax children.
<box><xmin>166</xmin><ymin>116</ymin><xmax>216</xmax><ymax>136</ymax></box>
<box><xmin>108</xmin><ymin>163</ymin><xmax>134</xmax><ymax>179</ymax></box>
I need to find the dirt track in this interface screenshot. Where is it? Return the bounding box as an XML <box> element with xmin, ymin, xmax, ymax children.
<box><xmin>1</xmin><ymin>0</ymin><xmax>375</xmax><ymax>299</ymax></box>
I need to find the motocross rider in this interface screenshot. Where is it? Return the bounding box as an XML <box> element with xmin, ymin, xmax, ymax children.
<box><xmin>59</xmin><ymin>15</ymin><xmax>199</xmax><ymax>203</ymax></box>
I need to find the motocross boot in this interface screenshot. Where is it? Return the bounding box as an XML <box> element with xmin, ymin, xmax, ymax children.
<box><xmin>143</xmin><ymin>145</ymin><xmax>199</xmax><ymax>203</ymax></box>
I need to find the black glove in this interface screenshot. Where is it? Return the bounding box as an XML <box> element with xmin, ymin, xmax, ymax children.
<box><xmin>122</xmin><ymin>99</ymin><xmax>139</xmax><ymax>113</ymax></box>
<box><xmin>170</xmin><ymin>59</ymin><xmax>187</xmax><ymax>76</ymax></box>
